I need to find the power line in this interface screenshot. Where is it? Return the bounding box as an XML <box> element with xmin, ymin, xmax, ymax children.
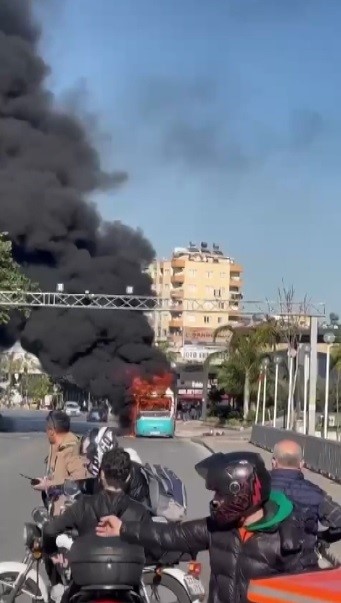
<box><xmin>0</xmin><ymin>290</ymin><xmax>326</xmax><ymax>316</ymax></box>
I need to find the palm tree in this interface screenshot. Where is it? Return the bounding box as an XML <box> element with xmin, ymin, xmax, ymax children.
<box><xmin>212</xmin><ymin>322</ymin><xmax>278</xmax><ymax>419</ymax></box>
<box><xmin>156</xmin><ymin>340</ymin><xmax>178</xmax><ymax>364</ymax></box>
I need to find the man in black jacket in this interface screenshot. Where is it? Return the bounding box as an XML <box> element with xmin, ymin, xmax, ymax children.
<box><xmin>96</xmin><ymin>451</ymin><xmax>318</xmax><ymax>603</ymax></box>
<box><xmin>271</xmin><ymin>439</ymin><xmax>341</xmax><ymax>548</ymax></box>
<box><xmin>43</xmin><ymin>447</ymin><xmax>158</xmax><ymax>603</ymax></box>
<box><xmin>43</xmin><ymin>447</ymin><xmax>152</xmax><ymax>554</ymax></box>
<box><xmin>78</xmin><ymin>428</ymin><xmax>150</xmax><ymax>506</ymax></box>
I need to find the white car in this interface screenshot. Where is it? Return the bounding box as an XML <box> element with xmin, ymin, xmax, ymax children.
<box><xmin>64</xmin><ymin>401</ymin><xmax>81</xmax><ymax>417</ymax></box>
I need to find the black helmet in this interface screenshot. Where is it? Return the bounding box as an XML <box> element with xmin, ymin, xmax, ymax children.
<box><xmin>80</xmin><ymin>427</ymin><xmax>118</xmax><ymax>477</ymax></box>
<box><xmin>195</xmin><ymin>451</ymin><xmax>271</xmax><ymax>525</ymax></box>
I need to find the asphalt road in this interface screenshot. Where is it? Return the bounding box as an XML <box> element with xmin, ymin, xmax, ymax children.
<box><xmin>0</xmin><ymin>410</ymin><xmax>212</xmax><ymax>591</ymax></box>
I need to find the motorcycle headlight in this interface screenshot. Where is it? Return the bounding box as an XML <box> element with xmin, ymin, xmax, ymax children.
<box><xmin>23</xmin><ymin>523</ymin><xmax>38</xmax><ymax>548</ymax></box>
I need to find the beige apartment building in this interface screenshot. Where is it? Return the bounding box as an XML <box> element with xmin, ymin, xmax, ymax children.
<box><xmin>148</xmin><ymin>242</ymin><xmax>243</xmax><ymax>349</ymax></box>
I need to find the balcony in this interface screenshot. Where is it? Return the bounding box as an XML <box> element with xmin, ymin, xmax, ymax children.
<box><xmin>170</xmin><ymin>302</ymin><xmax>183</xmax><ymax>312</ymax></box>
<box><xmin>230</xmin><ymin>262</ymin><xmax>243</xmax><ymax>272</ymax></box>
<box><xmin>170</xmin><ymin>288</ymin><xmax>184</xmax><ymax>298</ymax></box>
<box><xmin>171</xmin><ymin>271</ymin><xmax>184</xmax><ymax>284</ymax></box>
<box><xmin>169</xmin><ymin>317</ymin><xmax>183</xmax><ymax>329</ymax></box>
<box><xmin>228</xmin><ymin>307</ymin><xmax>241</xmax><ymax>317</ymax></box>
<box><xmin>171</xmin><ymin>257</ymin><xmax>186</xmax><ymax>269</ymax></box>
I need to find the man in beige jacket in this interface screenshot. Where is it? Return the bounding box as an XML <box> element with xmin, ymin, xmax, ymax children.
<box><xmin>33</xmin><ymin>410</ymin><xmax>89</xmax><ymax>515</ymax></box>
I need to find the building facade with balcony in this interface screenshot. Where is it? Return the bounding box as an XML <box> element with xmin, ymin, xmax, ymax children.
<box><xmin>149</xmin><ymin>242</ymin><xmax>243</xmax><ymax>354</ymax></box>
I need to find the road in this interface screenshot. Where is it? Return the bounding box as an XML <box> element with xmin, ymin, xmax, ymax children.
<box><xmin>0</xmin><ymin>410</ymin><xmax>212</xmax><ymax>592</ymax></box>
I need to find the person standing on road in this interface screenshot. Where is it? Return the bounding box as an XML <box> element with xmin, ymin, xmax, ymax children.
<box><xmin>32</xmin><ymin>410</ymin><xmax>89</xmax><ymax>515</ymax></box>
<box><xmin>271</xmin><ymin>439</ymin><xmax>341</xmax><ymax>547</ymax></box>
<box><xmin>95</xmin><ymin>451</ymin><xmax>318</xmax><ymax>603</ymax></box>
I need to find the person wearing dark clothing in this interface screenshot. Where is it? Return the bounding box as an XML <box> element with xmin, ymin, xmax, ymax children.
<box><xmin>43</xmin><ymin>447</ymin><xmax>152</xmax><ymax>554</ymax></box>
<box><xmin>96</xmin><ymin>451</ymin><xmax>318</xmax><ymax>603</ymax></box>
<box><xmin>271</xmin><ymin>439</ymin><xmax>341</xmax><ymax>547</ymax></box>
<box><xmin>43</xmin><ymin>448</ymin><xmax>158</xmax><ymax>603</ymax></box>
<box><xmin>79</xmin><ymin>428</ymin><xmax>150</xmax><ymax>506</ymax></box>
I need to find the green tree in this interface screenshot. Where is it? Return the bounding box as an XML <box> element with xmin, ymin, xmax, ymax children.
<box><xmin>0</xmin><ymin>234</ymin><xmax>35</xmax><ymax>324</ymax></box>
<box><xmin>212</xmin><ymin>322</ymin><xmax>277</xmax><ymax>419</ymax></box>
<box><xmin>27</xmin><ymin>374</ymin><xmax>53</xmax><ymax>403</ymax></box>
<box><xmin>156</xmin><ymin>340</ymin><xmax>178</xmax><ymax>364</ymax></box>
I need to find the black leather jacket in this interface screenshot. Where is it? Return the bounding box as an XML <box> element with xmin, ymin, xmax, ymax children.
<box><xmin>51</xmin><ymin>461</ymin><xmax>150</xmax><ymax>506</ymax></box>
<box><xmin>43</xmin><ymin>490</ymin><xmax>157</xmax><ymax>558</ymax></box>
<box><xmin>120</xmin><ymin>503</ymin><xmax>318</xmax><ymax>603</ymax></box>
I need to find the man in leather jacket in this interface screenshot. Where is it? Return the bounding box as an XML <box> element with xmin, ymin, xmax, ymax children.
<box><xmin>96</xmin><ymin>451</ymin><xmax>319</xmax><ymax>603</ymax></box>
<box><xmin>43</xmin><ymin>447</ymin><xmax>152</xmax><ymax>551</ymax></box>
<box><xmin>43</xmin><ymin>447</ymin><xmax>160</xmax><ymax>603</ymax></box>
<box><xmin>78</xmin><ymin>428</ymin><xmax>150</xmax><ymax>506</ymax></box>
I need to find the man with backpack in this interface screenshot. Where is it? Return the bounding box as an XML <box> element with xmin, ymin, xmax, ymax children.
<box><xmin>43</xmin><ymin>448</ymin><xmax>160</xmax><ymax>603</ymax></box>
<box><xmin>79</xmin><ymin>427</ymin><xmax>151</xmax><ymax>505</ymax></box>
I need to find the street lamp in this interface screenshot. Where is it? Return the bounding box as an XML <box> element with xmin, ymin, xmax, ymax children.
<box><xmin>323</xmin><ymin>332</ymin><xmax>336</xmax><ymax>439</ymax></box>
<box><xmin>273</xmin><ymin>354</ymin><xmax>282</xmax><ymax>427</ymax></box>
<box><xmin>255</xmin><ymin>367</ymin><xmax>263</xmax><ymax>424</ymax></box>
<box><xmin>261</xmin><ymin>357</ymin><xmax>270</xmax><ymax>426</ymax></box>
<box><xmin>286</xmin><ymin>347</ymin><xmax>297</xmax><ymax>430</ymax></box>
<box><xmin>303</xmin><ymin>344</ymin><xmax>310</xmax><ymax>434</ymax></box>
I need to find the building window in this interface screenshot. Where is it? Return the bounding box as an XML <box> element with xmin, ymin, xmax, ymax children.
<box><xmin>204</xmin><ymin>316</ymin><xmax>210</xmax><ymax>324</ymax></box>
<box><xmin>188</xmin><ymin>269</ymin><xmax>197</xmax><ymax>278</ymax></box>
<box><xmin>206</xmin><ymin>271</ymin><xmax>213</xmax><ymax>278</ymax></box>
<box><xmin>219</xmin><ymin>302</ymin><xmax>225</xmax><ymax>309</ymax></box>
<box><xmin>164</xmin><ymin>269</ymin><xmax>170</xmax><ymax>276</ymax></box>
<box><xmin>217</xmin><ymin>317</ymin><xmax>223</xmax><ymax>324</ymax></box>
<box><xmin>220</xmin><ymin>272</ymin><xmax>227</xmax><ymax>278</ymax></box>
<box><xmin>214</xmin><ymin>289</ymin><xmax>221</xmax><ymax>297</ymax></box>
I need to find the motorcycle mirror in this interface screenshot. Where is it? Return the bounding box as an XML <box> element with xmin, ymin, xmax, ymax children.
<box><xmin>32</xmin><ymin>506</ymin><xmax>48</xmax><ymax>526</ymax></box>
<box><xmin>63</xmin><ymin>479</ymin><xmax>80</xmax><ymax>498</ymax></box>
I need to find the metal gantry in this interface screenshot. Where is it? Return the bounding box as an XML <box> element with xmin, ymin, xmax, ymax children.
<box><xmin>0</xmin><ymin>289</ymin><xmax>326</xmax><ymax>316</ymax></box>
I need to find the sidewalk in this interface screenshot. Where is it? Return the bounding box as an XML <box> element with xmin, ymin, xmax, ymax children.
<box><xmin>193</xmin><ymin>435</ymin><xmax>341</xmax><ymax>562</ymax></box>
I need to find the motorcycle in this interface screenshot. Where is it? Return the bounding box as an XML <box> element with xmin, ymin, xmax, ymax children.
<box><xmin>56</xmin><ymin>530</ymin><xmax>205</xmax><ymax>603</ymax></box>
<box><xmin>0</xmin><ymin>481</ymin><xmax>205</xmax><ymax>603</ymax></box>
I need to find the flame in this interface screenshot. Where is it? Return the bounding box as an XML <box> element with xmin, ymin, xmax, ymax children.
<box><xmin>130</xmin><ymin>373</ymin><xmax>173</xmax><ymax>412</ymax></box>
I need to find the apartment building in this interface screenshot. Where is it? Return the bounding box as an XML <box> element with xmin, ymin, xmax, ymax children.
<box><xmin>148</xmin><ymin>242</ymin><xmax>243</xmax><ymax>350</ymax></box>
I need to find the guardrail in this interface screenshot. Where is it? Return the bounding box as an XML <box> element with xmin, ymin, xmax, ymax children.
<box><xmin>250</xmin><ymin>425</ymin><xmax>341</xmax><ymax>483</ymax></box>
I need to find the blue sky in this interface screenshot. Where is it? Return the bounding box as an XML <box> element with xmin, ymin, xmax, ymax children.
<box><xmin>34</xmin><ymin>0</ymin><xmax>341</xmax><ymax>312</ymax></box>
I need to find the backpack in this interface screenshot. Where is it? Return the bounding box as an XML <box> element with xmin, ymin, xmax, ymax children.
<box><xmin>141</xmin><ymin>463</ymin><xmax>187</xmax><ymax>522</ymax></box>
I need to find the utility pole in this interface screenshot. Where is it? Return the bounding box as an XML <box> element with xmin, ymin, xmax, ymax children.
<box><xmin>308</xmin><ymin>315</ymin><xmax>318</xmax><ymax>436</ymax></box>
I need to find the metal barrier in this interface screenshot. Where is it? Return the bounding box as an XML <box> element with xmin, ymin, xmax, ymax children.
<box><xmin>250</xmin><ymin>425</ymin><xmax>341</xmax><ymax>483</ymax></box>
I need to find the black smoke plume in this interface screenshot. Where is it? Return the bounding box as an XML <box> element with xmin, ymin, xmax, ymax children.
<box><xmin>0</xmin><ymin>0</ymin><xmax>169</xmax><ymax>422</ymax></box>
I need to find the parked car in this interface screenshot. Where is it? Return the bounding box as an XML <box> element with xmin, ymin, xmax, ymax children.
<box><xmin>87</xmin><ymin>407</ymin><xmax>108</xmax><ymax>422</ymax></box>
<box><xmin>64</xmin><ymin>401</ymin><xmax>81</xmax><ymax>417</ymax></box>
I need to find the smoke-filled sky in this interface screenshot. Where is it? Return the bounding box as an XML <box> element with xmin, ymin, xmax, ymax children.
<box><xmin>0</xmin><ymin>0</ymin><xmax>170</xmax><ymax>421</ymax></box>
<box><xmin>34</xmin><ymin>0</ymin><xmax>341</xmax><ymax>311</ymax></box>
